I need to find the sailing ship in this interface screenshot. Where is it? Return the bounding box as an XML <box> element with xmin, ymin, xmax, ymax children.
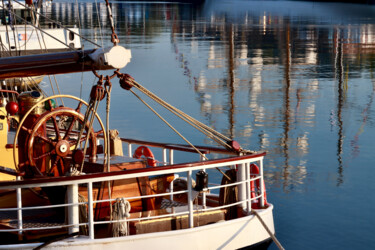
<box><xmin>0</xmin><ymin>1</ymin><xmax>278</xmax><ymax>249</ymax></box>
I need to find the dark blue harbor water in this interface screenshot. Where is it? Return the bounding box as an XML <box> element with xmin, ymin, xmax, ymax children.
<box><xmin>45</xmin><ymin>0</ymin><xmax>375</xmax><ymax>249</ymax></box>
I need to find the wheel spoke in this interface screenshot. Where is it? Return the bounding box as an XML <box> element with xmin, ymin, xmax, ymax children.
<box><xmin>94</xmin><ymin>129</ymin><xmax>104</xmax><ymax>136</ymax></box>
<box><xmin>57</xmin><ymin>157</ymin><xmax>65</xmax><ymax>176</ymax></box>
<box><xmin>51</xmin><ymin>115</ymin><xmax>61</xmax><ymax>140</ymax></box>
<box><xmin>47</xmin><ymin>100</ymin><xmax>55</xmax><ymax>111</ymax></box>
<box><xmin>35</xmin><ymin>133</ymin><xmax>56</xmax><ymax>146</ymax></box>
<box><xmin>63</xmin><ymin>116</ymin><xmax>78</xmax><ymax>140</ymax></box>
<box><xmin>33</xmin><ymin>149</ymin><xmax>56</xmax><ymax>161</ymax></box>
<box><xmin>76</xmin><ymin>101</ymin><xmax>83</xmax><ymax>113</ymax></box>
<box><xmin>21</xmin><ymin>125</ymin><xmax>32</xmax><ymax>134</ymax></box>
<box><xmin>69</xmin><ymin>136</ymin><xmax>88</xmax><ymax>148</ymax></box>
<box><xmin>48</xmin><ymin>156</ymin><xmax>61</xmax><ymax>175</ymax></box>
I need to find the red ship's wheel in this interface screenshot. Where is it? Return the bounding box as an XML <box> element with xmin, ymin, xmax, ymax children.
<box><xmin>14</xmin><ymin>95</ymin><xmax>107</xmax><ymax>177</ymax></box>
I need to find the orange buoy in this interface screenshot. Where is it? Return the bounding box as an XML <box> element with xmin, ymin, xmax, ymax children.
<box><xmin>133</xmin><ymin>146</ymin><xmax>157</xmax><ymax>167</ymax></box>
<box><xmin>250</xmin><ymin>163</ymin><xmax>268</xmax><ymax>209</ymax></box>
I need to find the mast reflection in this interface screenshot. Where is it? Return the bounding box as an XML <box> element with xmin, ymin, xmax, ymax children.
<box><xmin>282</xmin><ymin>23</ymin><xmax>292</xmax><ymax>190</ymax></box>
<box><xmin>42</xmin><ymin>1</ymin><xmax>375</xmax><ymax>191</ymax></box>
<box><xmin>334</xmin><ymin>27</ymin><xmax>345</xmax><ymax>186</ymax></box>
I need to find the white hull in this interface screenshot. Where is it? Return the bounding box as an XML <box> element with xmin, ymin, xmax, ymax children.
<box><xmin>2</xmin><ymin>205</ymin><xmax>274</xmax><ymax>250</ymax></box>
<box><xmin>0</xmin><ymin>95</ymin><xmax>275</xmax><ymax>250</ymax></box>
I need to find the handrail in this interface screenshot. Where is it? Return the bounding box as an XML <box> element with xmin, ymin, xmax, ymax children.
<box><xmin>0</xmin><ymin>152</ymin><xmax>266</xmax><ymax>189</ymax></box>
<box><xmin>117</xmin><ymin>137</ymin><xmax>237</xmax><ymax>155</ymax></box>
<box><xmin>0</xmin><ymin>142</ymin><xmax>268</xmax><ymax>241</ymax></box>
<box><xmin>96</xmin><ymin>135</ymin><xmax>241</xmax><ymax>155</ymax></box>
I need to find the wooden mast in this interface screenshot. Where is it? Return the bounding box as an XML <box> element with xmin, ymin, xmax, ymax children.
<box><xmin>0</xmin><ymin>46</ymin><xmax>132</xmax><ymax>78</ymax></box>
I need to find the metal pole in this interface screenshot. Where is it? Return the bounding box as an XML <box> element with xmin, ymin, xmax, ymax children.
<box><xmin>259</xmin><ymin>159</ymin><xmax>265</xmax><ymax>207</ymax></box>
<box><xmin>16</xmin><ymin>176</ymin><xmax>23</xmax><ymax>239</ymax></box>
<box><xmin>67</xmin><ymin>184</ymin><xmax>79</xmax><ymax>234</ymax></box>
<box><xmin>87</xmin><ymin>182</ymin><xmax>94</xmax><ymax>239</ymax></box>
<box><xmin>128</xmin><ymin>144</ymin><xmax>132</xmax><ymax>157</ymax></box>
<box><xmin>169</xmin><ymin>149</ymin><xmax>174</xmax><ymax>165</ymax></box>
<box><xmin>237</xmin><ymin>163</ymin><xmax>247</xmax><ymax>210</ymax></box>
<box><xmin>163</xmin><ymin>148</ymin><xmax>167</xmax><ymax>165</ymax></box>
<box><xmin>245</xmin><ymin>162</ymin><xmax>251</xmax><ymax>213</ymax></box>
<box><xmin>187</xmin><ymin>170</ymin><xmax>194</xmax><ymax>228</ymax></box>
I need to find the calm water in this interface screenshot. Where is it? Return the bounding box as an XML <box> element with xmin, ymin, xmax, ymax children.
<box><xmin>42</xmin><ymin>0</ymin><xmax>375</xmax><ymax>249</ymax></box>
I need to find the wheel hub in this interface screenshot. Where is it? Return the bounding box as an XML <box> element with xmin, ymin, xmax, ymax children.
<box><xmin>55</xmin><ymin>140</ymin><xmax>70</xmax><ymax>157</ymax></box>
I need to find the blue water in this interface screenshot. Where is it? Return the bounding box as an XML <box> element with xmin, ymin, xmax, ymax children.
<box><xmin>46</xmin><ymin>0</ymin><xmax>375</xmax><ymax>249</ymax></box>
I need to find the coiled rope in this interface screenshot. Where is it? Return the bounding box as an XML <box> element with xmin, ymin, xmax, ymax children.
<box><xmin>112</xmin><ymin>198</ymin><xmax>131</xmax><ymax>237</ymax></box>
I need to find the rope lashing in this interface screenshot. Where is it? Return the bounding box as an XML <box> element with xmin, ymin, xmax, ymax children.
<box><xmin>115</xmin><ymin>72</ymin><xmax>249</xmax><ymax>154</ymax></box>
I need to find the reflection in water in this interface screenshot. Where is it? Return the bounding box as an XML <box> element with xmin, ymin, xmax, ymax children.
<box><xmin>41</xmin><ymin>1</ymin><xmax>375</xmax><ymax>191</ymax></box>
<box><xmin>40</xmin><ymin>2</ymin><xmax>375</xmax><ymax>248</ymax></box>
<box><xmin>227</xmin><ymin>24</ymin><xmax>235</xmax><ymax>139</ymax></box>
<box><xmin>334</xmin><ymin>28</ymin><xmax>345</xmax><ymax>186</ymax></box>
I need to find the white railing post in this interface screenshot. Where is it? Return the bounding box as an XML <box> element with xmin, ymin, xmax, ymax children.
<box><xmin>163</xmin><ymin>148</ymin><xmax>167</xmax><ymax>165</ymax></box>
<box><xmin>87</xmin><ymin>182</ymin><xmax>95</xmax><ymax>239</ymax></box>
<box><xmin>16</xmin><ymin>176</ymin><xmax>23</xmax><ymax>239</ymax></box>
<box><xmin>169</xmin><ymin>149</ymin><xmax>174</xmax><ymax>165</ymax></box>
<box><xmin>245</xmin><ymin>162</ymin><xmax>251</xmax><ymax>213</ymax></box>
<box><xmin>187</xmin><ymin>170</ymin><xmax>194</xmax><ymax>228</ymax></box>
<box><xmin>201</xmin><ymin>153</ymin><xmax>207</xmax><ymax>209</ymax></box>
<box><xmin>128</xmin><ymin>144</ymin><xmax>132</xmax><ymax>157</ymax></box>
<box><xmin>200</xmin><ymin>154</ymin><xmax>206</xmax><ymax>161</ymax></box>
<box><xmin>67</xmin><ymin>183</ymin><xmax>79</xmax><ymax>234</ymax></box>
<box><xmin>237</xmin><ymin>163</ymin><xmax>247</xmax><ymax>211</ymax></box>
<box><xmin>169</xmin><ymin>178</ymin><xmax>174</xmax><ymax>201</ymax></box>
<box><xmin>259</xmin><ymin>159</ymin><xmax>265</xmax><ymax>207</ymax></box>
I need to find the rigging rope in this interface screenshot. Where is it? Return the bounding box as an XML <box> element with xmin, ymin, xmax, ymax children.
<box><xmin>116</xmin><ymin>73</ymin><xmax>251</xmax><ymax>154</ymax></box>
<box><xmin>252</xmin><ymin>210</ymin><xmax>285</xmax><ymax>250</ymax></box>
<box><xmin>104</xmin><ymin>76</ymin><xmax>113</xmax><ymax>221</ymax></box>
<box><xmin>94</xmin><ymin>0</ymin><xmax>105</xmax><ymax>48</ymax></box>
<box><xmin>130</xmin><ymin>89</ymin><xmax>209</xmax><ymax>161</ymax></box>
<box><xmin>76</xmin><ymin>77</ymin><xmax>106</xmax><ymax>173</ymax></box>
<box><xmin>104</xmin><ymin>77</ymin><xmax>112</xmax><ymax>171</ymax></box>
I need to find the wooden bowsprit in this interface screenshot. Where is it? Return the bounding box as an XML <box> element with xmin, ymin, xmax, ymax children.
<box><xmin>0</xmin><ymin>46</ymin><xmax>132</xmax><ymax>79</ymax></box>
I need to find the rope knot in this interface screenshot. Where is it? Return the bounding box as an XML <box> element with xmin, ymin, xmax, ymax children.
<box><xmin>119</xmin><ymin>74</ymin><xmax>134</xmax><ymax>90</ymax></box>
<box><xmin>96</xmin><ymin>75</ymin><xmax>104</xmax><ymax>85</ymax></box>
<box><xmin>104</xmin><ymin>76</ymin><xmax>112</xmax><ymax>88</ymax></box>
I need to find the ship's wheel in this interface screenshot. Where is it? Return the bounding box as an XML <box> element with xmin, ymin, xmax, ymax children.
<box><xmin>14</xmin><ymin>95</ymin><xmax>107</xmax><ymax>177</ymax></box>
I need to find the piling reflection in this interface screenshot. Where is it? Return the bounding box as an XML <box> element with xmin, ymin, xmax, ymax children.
<box><xmin>41</xmin><ymin>1</ymin><xmax>375</xmax><ymax>191</ymax></box>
